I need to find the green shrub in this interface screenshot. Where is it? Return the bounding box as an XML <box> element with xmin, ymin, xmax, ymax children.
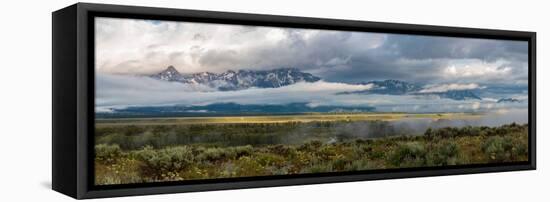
<box><xmin>300</xmin><ymin>163</ymin><xmax>333</xmax><ymax>173</ymax></box>
<box><xmin>195</xmin><ymin>145</ymin><xmax>253</xmax><ymax>162</ymax></box>
<box><xmin>93</xmin><ymin>123</ymin><xmax>529</xmax><ymax>184</ymax></box>
<box><xmin>482</xmin><ymin>136</ymin><xmax>507</xmax><ymax>162</ymax></box>
<box><xmin>135</xmin><ymin>146</ymin><xmax>194</xmax><ymax>179</ymax></box>
<box><xmin>232</xmin><ymin>145</ymin><xmax>254</xmax><ymax>158</ymax></box>
<box><xmin>255</xmin><ymin>153</ymin><xmax>286</xmax><ymax>167</ymax></box>
<box><xmin>95</xmin><ymin>144</ymin><xmax>122</xmax><ymax>163</ymax></box>
<box><xmin>345</xmin><ymin>159</ymin><xmax>376</xmax><ymax>171</ymax></box>
<box><xmin>514</xmin><ymin>140</ymin><xmax>529</xmax><ymax>157</ymax></box>
<box><xmin>196</xmin><ymin>147</ymin><xmax>235</xmax><ymax>162</ymax></box>
<box><xmin>351</xmin><ymin>144</ymin><xmax>372</xmax><ymax>157</ymax></box>
<box><xmin>315</xmin><ymin>145</ymin><xmax>338</xmax><ymax>161</ymax></box>
<box><xmin>427</xmin><ymin>142</ymin><xmax>460</xmax><ymax>166</ymax></box>
<box><xmin>369</xmin><ymin>149</ymin><xmax>386</xmax><ymax>160</ymax></box>
<box><xmin>424</xmin><ymin>128</ymin><xmax>434</xmax><ymax>138</ymax></box>
<box><xmin>388</xmin><ymin>142</ymin><xmax>426</xmax><ymax>167</ymax></box>
<box><xmin>298</xmin><ymin>140</ymin><xmax>323</xmax><ymax>152</ymax></box>
<box><xmin>96</xmin><ymin>133</ymin><xmax>131</xmax><ymax>149</ymax></box>
<box><xmin>331</xmin><ymin>156</ymin><xmax>351</xmax><ymax>171</ymax></box>
<box><xmin>267</xmin><ymin>144</ymin><xmax>297</xmax><ymax>157</ymax></box>
<box><xmin>482</xmin><ymin>136</ymin><xmax>527</xmax><ymax>162</ymax></box>
<box><xmin>95</xmin><ymin>158</ymin><xmax>142</xmax><ymax>185</ymax></box>
<box><xmin>233</xmin><ymin>156</ymin><xmax>267</xmax><ymax>176</ymax></box>
<box><xmin>423</xmin><ymin>124</ymin><xmax>528</xmax><ymax>139</ymax></box>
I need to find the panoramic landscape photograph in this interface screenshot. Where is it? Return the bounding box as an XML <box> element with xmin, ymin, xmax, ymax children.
<box><xmin>94</xmin><ymin>17</ymin><xmax>529</xmax><ymax>185</ymax></box>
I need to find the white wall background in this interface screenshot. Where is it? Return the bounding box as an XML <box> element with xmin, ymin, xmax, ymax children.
<box><xmin>0</xmin><ymin>0</ymin><xmax>547</xmax><ymax>201</ymax></box>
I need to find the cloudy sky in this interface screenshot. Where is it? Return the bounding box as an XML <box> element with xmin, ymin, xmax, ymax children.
<box><xmin>95</xmin><ymin>17</ymin><xmax>528</xmax><ymax>85</ymax></box>
<box><xmin>95</xmin><ymin>17</ymin><xmax>529</xmax><ymax>113</ymax></box>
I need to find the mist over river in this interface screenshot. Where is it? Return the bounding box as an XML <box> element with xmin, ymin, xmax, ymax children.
<box><xmin>310</xmin><ymin>108</ymin><xmax>528</xmax><ymax>140</ymax></box>
<box><xmin>95</xmin><ymin>108</ymin><xmax>529</xmax><ymax>146</ymax></box>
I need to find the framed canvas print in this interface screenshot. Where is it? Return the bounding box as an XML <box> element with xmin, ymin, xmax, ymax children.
<box><xmin>52</xmin><ymin>3</ymin><xmax>536</xmax><ymax>199</ymax></box>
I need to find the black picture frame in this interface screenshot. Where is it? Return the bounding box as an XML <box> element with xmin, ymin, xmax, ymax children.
<box><xmin>52</xmin><ymin>2</ymin><xmax>536</xmax><ymax>199</ymax></box>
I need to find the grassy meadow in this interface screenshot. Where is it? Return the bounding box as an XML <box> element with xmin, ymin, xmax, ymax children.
<box><xmin>94</xmin><ymin>113</ymin><xmax>528</xmax><ymax>185</ymax></box>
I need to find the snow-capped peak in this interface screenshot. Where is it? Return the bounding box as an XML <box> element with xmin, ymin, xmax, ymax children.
<box><xmin>150</xmin><ymin>66</ymin><xmax>321</xmax><ymax>91</ymax></box>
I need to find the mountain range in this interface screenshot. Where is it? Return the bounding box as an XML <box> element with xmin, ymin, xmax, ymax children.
<box><xmin>497</xmin><ymin>98</ymin><xmax>521</xmax><ymax>103</ymax></box>
<box><xmin>338</xmin><ymin>79</ymin><xmax>482</xmax><ymax>100</ymax></box>
<box><xmin>95</xmin><ymin>66</ymin><xmax>526</xmax><ymax>116</ymax></box>
<box><xmin>150</xmin><ymin>66</ymin><xmax>486</xmax><ymax>100</ymax></box>
<box><xmin>96</xmin><ymin>102</ymin><xmax>375</xmax><ymax>118</ymax></box>
<box><xmin>359</xmin><ymin>80</ymin><xmax>422</xmax><ymax>95</ymax></box>
<box><xmin>151</xmin><ymin>66</ymin><xmax>320</xmax><ymax>91</ymax></box>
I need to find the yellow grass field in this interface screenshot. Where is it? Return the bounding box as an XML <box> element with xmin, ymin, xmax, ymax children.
<box><xmin>96</xmin><ymin>112</ymin><xmax>484</xmax><ymax>126</ymax></box>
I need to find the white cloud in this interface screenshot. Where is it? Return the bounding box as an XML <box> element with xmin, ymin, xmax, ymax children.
<box><xmin>97</xmin><ymin>74</ymin><xmax>527</xmax><ymax>113</ymax></box>
<box><xmin>93</xmin><ymin>17</ymin><xmax>529</xmax><ymax>110</ymax></box>
<box><xmin>95</xmin><ymin>17</ymin><xmax>386</xmax><ymax>75</ymax></box>
<box><xmin>96</xmin><ymin>74</ymin><xmax>373</xmax><ymax>108</ymax></box>
<box><xmin>472</xmin><ymin>102</ymin><xmax>481</xmax><ymax>110</ymax></box>
<box><xmin>96</xmin><ymin>74</ymin><xmax>216</xmax><ymax>107</ymax></box>
<box><xmin>94</xmin><ymin>17</ymin><xmax>528</xmax><ymax>87</ymax></box>
<box><xmin>442</xmin><ymin>59</ymin><xmax>514</xmax><ymax>80</ymax></box>
<box><xmin>419</xmin><ymin>83</ymin><xmax>485</xmax><ymax>93</ymax></box>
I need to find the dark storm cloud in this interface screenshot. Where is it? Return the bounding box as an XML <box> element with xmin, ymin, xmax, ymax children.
<box><xmin>379</xmin><ymin>35</ymin><xmax>528</xmax><ymax>61</ymax></box>
<box><xmin>322</xmin><ymin>56</ymin><xmax>446</xmax><ymax>83</ymax></box>
<box><xmin>309</xmin><ymin>34</ymin><xmax>528</xmax><ymax>85</ymax></box>
<box><xmin>96</xmin><ymin>17</ymin><xmax>529</xmax><ymax>86</ymax></box>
